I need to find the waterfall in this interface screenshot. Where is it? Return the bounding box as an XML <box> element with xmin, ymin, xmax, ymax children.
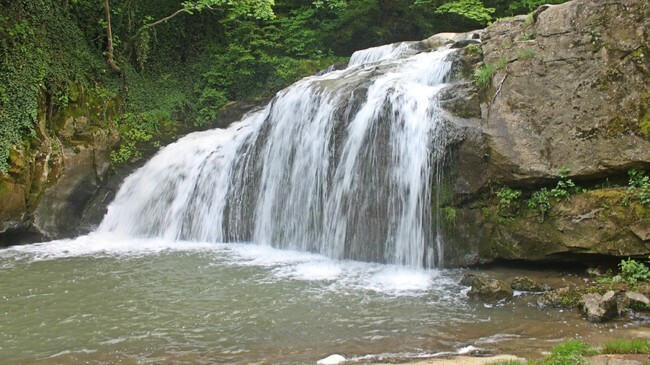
<box><xmin>99</xmin><ymin>44</ymin><xmax>456</xmax><ymax>268</ymax></box>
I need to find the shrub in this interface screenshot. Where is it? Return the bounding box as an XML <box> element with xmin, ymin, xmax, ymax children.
<box><xmin>496</xmin><ymin>187</ymin><xmax>522</xmax><ymax>216</ymax></box>
<box><xmin>627</xmin><ymin>169</ymin><xmax>650</xmax><ymax>205</ymax></box>
<box><xmin>474</xmin><ymin>64</ymin><xmax>496</xmax><ymax>88</ymax></box>
<box><xmin>599</xmin><ymin>257</ymin><xmax>650</xmax><ymax>286</ymax></box>
<box><xmin>528</xmin><ymin>188</ymin><xmax>550</xmax><ymax>217</ymax></box>
<box><xmin>442</xmin><ymin>206</ymin><xmax>457</xmax><ymax>223</ymax></box>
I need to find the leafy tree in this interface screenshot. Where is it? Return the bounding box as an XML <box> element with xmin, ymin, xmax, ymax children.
<box><xmin>413</xmin><ymin>0</ymin><xmax>494</xmax><ymax>26</ymax></box>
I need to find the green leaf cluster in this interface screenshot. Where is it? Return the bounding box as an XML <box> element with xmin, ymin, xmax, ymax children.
<box><xmin>0</xmin><ymin>0</ymin><xmax>106</xmax><ymax>174</ymax></box>
<box><xmin>599</xmin><ymin>257</ymin><xmax>650</xmax><ymax>286</ymax></box>
<box><xmin>434</xmin><ymin>0</ymin><xmax>495</xmax><ymax>25</ymax></box>
<box><xmin>496</xmin><ymin>186</ymin><xmax>522</xmax><ymax>217</ymax></box>
<box><xmin>627</xmin><ymin>169</ymin><xmax>650</xmax><ymax>205</ymax></box>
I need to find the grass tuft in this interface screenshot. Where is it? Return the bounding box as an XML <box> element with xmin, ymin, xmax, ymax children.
<box><xmin>602</xmin><ymin>339</ymin><xmax>650</xmax><ymax>354</ymax></box>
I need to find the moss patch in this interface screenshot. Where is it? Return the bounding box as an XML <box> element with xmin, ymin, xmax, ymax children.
<box><xmin>640</xmin><ymin>109</ymin><xmax>650</xmax><ymax>140</ymax></box>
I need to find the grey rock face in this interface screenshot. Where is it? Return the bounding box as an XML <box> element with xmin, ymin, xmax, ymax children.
<box><xmin>440</xmin><ymin>0</ymin><xmax>650</xmax><ymax>266</ymax></box>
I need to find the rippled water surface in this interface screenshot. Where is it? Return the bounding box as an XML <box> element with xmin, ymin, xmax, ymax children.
<box><xmin>0</xmin><ymin>235</ymin><xmax>627</xmax><ymax>364</ymax></box>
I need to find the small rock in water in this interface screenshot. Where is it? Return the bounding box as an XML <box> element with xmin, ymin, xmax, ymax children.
<box><xmin>317</xmin><ymin>354</ymin><xmax>346</xmax><ymax>365</ymax></box>
<box><xmin>579</xmin><ymin>291</ymin><xmax>618</xmax><ymax>322</ymax></box>
<box><xmin>537</xmin><ymin>287</ymin><xmax>576</xmax><ymax>309</ymax></box>
<box><xmin>510</xmin><ymin>276</ymin><xmax>551</xmax><ymax>292</ymax></box>
<box><xmin>467</xmin><ymin>277</ymin><xmax>513</xmax><ymax>302</ymax></box>
<box><xmin>459</xmin><ymin>273</ymin><xmax>481</xmax><ymax>286</ymax></box>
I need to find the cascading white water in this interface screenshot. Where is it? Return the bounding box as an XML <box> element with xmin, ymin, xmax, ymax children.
<box><xmin>347</xmin><ymin>42</ymin><xmax>417</xmax><ymax>68</ymax></box>
<box><xmin>99</xmin><ymin>44</ymin><xmax>456</xmax><ymax>268</ymax></box>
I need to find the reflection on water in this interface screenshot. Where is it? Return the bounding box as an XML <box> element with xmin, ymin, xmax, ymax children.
<box><xmin>0</xmin><ymin>234</ymin><xmax>633</xmax><ymax>364</ymax></box>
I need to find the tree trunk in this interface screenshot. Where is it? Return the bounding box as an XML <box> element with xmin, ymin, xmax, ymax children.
<box><xmin>104</xmin><ymin>0</ymin><xmax>122</xmax><ymax>74</ymax></box>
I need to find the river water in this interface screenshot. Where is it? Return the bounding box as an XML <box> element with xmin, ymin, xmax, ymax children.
<box><xmin>0</xmin><ymin>235</ymin><xmax>628</xmax><ymax>364</ymax></box>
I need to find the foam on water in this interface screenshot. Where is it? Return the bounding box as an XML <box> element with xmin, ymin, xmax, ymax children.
<box><xmin>0</xmin><ymin>235</ymin><xmax>445</xmax><ymax>297</ymax></box>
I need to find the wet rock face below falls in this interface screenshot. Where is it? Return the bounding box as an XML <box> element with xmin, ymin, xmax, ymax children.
<box><xmin>438</xmin><ymin>0</ymin><xmax>650</xmax><ymax>266</ymax></box>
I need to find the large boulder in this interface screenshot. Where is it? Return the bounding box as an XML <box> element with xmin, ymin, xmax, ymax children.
<box><xmin>451</xmin><ymin>0</ymin><xmax>650</xmax><ymax>191</ymax></box>
<box><xmin>579</xmin><ymin>291</ymin><xmax>618</xmax><ymax>322</ymax></box>
<box><xmin>439</xmin><ymin>0</ymin><xmax>650</xmax><ymax>266</ymax></box>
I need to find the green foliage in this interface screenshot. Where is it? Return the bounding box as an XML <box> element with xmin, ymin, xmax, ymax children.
<box><xmin>509</xmin><ymin>0</ymin><xmax>569</xmax><ymax>14</ymax></box>
<box><xmin>549</xmin><ymin>169</ymin><xmax>582</xmax><ymax>199</ymax></box>
<box><xmin>599</xmin><ymin>258</ymin><xmax>650</xmax><ymax>286</ymax></box>
<box><xmin>602</xmin><ymin>339</ymin><xmax>650</xmax><ymax>354</ymax></box>
<box><xmin>496</xmin><ymin>187</ymin><xmax>522</xmax><ymax>216</ymax></box>
<box><xmin>640</xmin><ymin>110</ymin><xmax>650</xmax><ymax>140</ymax></box>
<box><xmin>433</xmin><ymin>0</ymin><xmax>495</xmax><ymax>25</ymax></box>
<box><xmin>617</xmin><ymin>257</ymin><xmax>650</xmax><ymax>285</ymax></box>
<box><xmin>549</xmin><ymin>179</ymin><xmax>576</xmax><ymax>199</ymax></box>
<box><xmin>496</xmin><ymin>56</ymin><xmax>508</xmax><ymax>69</ymax></box>
<box><xmin>0</xmin><ymin>0</ymin><xmax>106</xmax><ymax>174</ymax></box>
<box><xmin>442</xmin><ymin>206</ymin><xmax>457</xmax><ymax>223</ymax></box>
<box><xmin>526</xmin><ymin>169</ymin><xmax>582</xmax><ymax>219</ymax></box>
<box><xmin>523</xmin><ymin>12</ymin><xmax>534</xmax><ymax>26</ymax></box>
<box><xmin>474</xmin><ymin>64</ymin><xmax>496</xmax><ymax>88</ymax></box>
<box><xmin>522</xmin><ymin>33</ymin><xmax>535</xmax><ymax>40</ymax></box>
<box><xmin>627</xmin><ymin>169</ymin><xmax>650</xmax><ymax>205</ymax></box>
<box><xmin>540</xmin><ymin>339</ymin><xmax>597</xmax><ymax>365</ymax></box>
<box><xmin>465</xmin><ymin>43</ymin><xmax>482</xmax><ymax>54</ymax></box>
<box><xmin>527</xmin><ymin>188</ymin><xmax>550</xmax><ymax>217</ymax></box>
<box><xmin>177</xmin><ymin>0</ymin><xmax>275</xmax><ymax>20</ymax></box>
<box><xmin>517</xmin><ymin>48</ymin><xmax>536</xmax><ymax>59</ymax></box>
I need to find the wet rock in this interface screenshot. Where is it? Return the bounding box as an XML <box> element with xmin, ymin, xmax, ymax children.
<box><xmin>625</xmin><ymin>291</ymin><xmax>650</xmax><ymax>308</ymax></box>
<box><xmin>459</xmin><ymin>274</ymin><xmax>482</xmax><ymax>286</ymax></box>
<box><xmin>537</xmin><ymin>287</ymin><xmax>578</xmax><ymax>308</ymax></box>
<box><xmin>630</xmin><ymin>220</ymin><xmax>650</xmax><ymax>241</ymax></box>
<box><xmin>613</xmin><ymin>291</ymin><xmax>650</xmax><ymax>314</ymax></box>
<box><xmin>450</xmin><ymin>39</ymin><xmax>481</xmax><ymax>49</ymax></box>
<box><xmin>467</xmin><ymin>277</ymin><xmax>513</xmax><ymax>302</ymax></box>
<box><xmin>511</xmin><ymin>277</ymin><xmax>551</xmax><ymax>292</ymax></box>
<box><xmin>579</xmin><ymin>291</ymin><xmax>618</xmax><ymax>322</ymax></box>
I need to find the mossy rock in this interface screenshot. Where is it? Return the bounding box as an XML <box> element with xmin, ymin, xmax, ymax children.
<box><xmin>468</xmin><ymin>277</ymin><xmax>513</xmax><ymax>302</ymax></box>
<box><xmin>511</xmin><ymin>277</ymin><xmax>551</xmax><ymax>292</ymax></box>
